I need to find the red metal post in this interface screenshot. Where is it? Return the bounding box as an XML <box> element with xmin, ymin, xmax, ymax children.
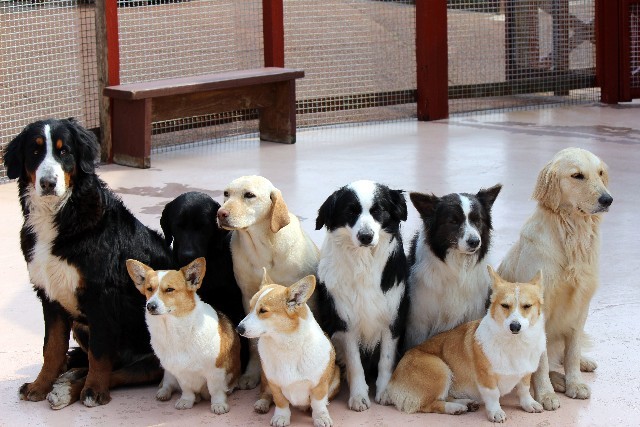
<box><xmin>596</xmin><ymin>0</ymin><xmax>621</xmax><ymax>103</ymax></box>
<box><xmin>263</xmin><ymin>0</ymin><xmax>285</xmax><ymax>67</ymax></box>
<box><xmin>416</xmin><ymin>0</ymin><xmax>449</xmax><ymax>121</ymax></box>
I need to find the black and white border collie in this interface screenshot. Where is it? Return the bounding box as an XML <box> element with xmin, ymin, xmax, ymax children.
<box><xmin>315</xmin><ymin>180</ymin><xmax>408</xmax><ymax>412</ymax></box>
<box><xmin>3</xmin><ymin>118</ymin><xmax>174</xmax><ymax>409</ymax></box>
<box><xmin>404</xmin><ymin>184</ymin><xmax>502</xmax><ymax>350</ymax></box>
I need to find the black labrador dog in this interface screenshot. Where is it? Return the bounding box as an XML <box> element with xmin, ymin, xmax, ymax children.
<box><xmin>161</xmin><ymin>191</ymin><xmax>248</xmax><ymax>369</ymax></box>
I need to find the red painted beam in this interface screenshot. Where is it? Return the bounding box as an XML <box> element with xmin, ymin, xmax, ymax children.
<box><xmin>596</xmin><ymin>0</ymin><xmax>621</xmax><ymax>103</ymax></box>
<box><xmin>263</xmin><ymin>0</ymin><xmax>285</xmax><ymax>67</ymax></box>
<box><xmin>416</xmin><ymin>0</ymin><xmax>449</xmax><ymax>121</ymax></box>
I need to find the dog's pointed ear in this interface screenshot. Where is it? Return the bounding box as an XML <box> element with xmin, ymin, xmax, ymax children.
<box><xmin>532</xmin><ymin>160</ymin><xmax>561</xmax><ymax>211</ymax></box>
<box><xmin>160</xmin><ymin>198</ymin><xmax>176</xmax><ymax>247</ymax></box>
<box><xmin>389</xmin><ymin>189</ymin><xmax>408</xmax><ymax>222</ymax></box>
<box><xmin>260</xmin><ymin>267</ymin><xmax>275</xmax><ymax>289</ymax></box>
<box><xmin>126</xmin><ymin>259</ymin><xmax>154</xmax><ymax>294</ymax></box>
<box><xmin>181</xmin><ymin>257</ymin><xmax>206</xmax><ymax>290</ymax></box>
<box><xmin>269</xmin><ymin>188</ymin><xmax>290</xmax><ymax>233</ymax></box>
<box><xmin>287</xmin><ymin>275</ymin><xmax>316</xmax><ymax>311</ymax></box>
<box><xmin>65</xmin><ymin>118</ymin><xmax>99</xmax><ymax>175</ymax></box>
<box><xmin>410</xmin><ymin>192</ymin><xmax>439</xmax><ymax>219</ymax></box>
<box><xmin>487</xmin><ymin>265</ymin><xmax>502</xmax><ymax>290</ymax></box>
<box><xmin>316</xmin><ymin>191</ymin><xmax>338</xmax><ymax>230</ymax></box>
<box><xmin>477</xmin><ymin>184</ymin><xmax>502</xmax><ymax>210</ymax></box>
<box><xmin>3</xmin><ymin>126</ymin><xmax>27</xmax><ymax>179</ymax></box>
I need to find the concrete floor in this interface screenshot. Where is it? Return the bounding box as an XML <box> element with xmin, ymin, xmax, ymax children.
<box><xmin>1</xmin><ymin>103</ymin><xmax>639</xmax><ymax>426</ymax></box>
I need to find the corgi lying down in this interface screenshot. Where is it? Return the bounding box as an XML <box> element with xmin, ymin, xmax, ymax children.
<box><xmin>382</xmin><ymin>266</ymin><xmax>546</xmax><ymax>423</ymax></box>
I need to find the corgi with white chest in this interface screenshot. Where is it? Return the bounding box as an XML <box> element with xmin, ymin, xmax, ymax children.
<box><xmin>382</xmin><ymin>266</ymin><xmax>546</xmax><ymax>423</ymax></box>
<box><xmin>237</xmin><ymin>269</ymin><xmax>340</xmax><ymax>427</ymax></box>
<box><xmin>126</xmin><ymin>258</ymin><xmax>241</xmax><ymax>414</ymax></box>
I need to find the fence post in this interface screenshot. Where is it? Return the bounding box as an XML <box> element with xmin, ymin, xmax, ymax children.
<box><xmin>263</xmin><ymin>0</ymin><xmax>285</xmax><ymax>67</ymax></box>
<box><xmin>416</xmin><ymin>0</ymin><xmax>449</xmax><ymax>121</ymax></box>
<box><xmin>596</xmin><ymin>0</ymin><xmax>620</xmax><ymax>103</ymax></box>
<box><xmin>96</xmin><ymin>0</ymin><xmax>120</xmax><ymax>162</ymax></box>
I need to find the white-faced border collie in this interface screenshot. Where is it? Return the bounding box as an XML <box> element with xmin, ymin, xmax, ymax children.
<box><xmin>315</xmin><ymin>180</ymin><xmax>408</xmax><ymax>412</ymax></box>
<box><xmin>404</xmin><ymin>184</ymin><xmax>502</xmax><ymax>350</ymax></box>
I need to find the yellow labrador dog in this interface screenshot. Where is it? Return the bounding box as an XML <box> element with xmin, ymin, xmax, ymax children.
<box><xmin>217</xmin><ymin>175</ymin><xmax>320</xmax><ymax>395</ymax></box>
<box><xmin>498</xmin><ymin>147</ymin><xmax>612</xmax><ymax>411</ymax></box>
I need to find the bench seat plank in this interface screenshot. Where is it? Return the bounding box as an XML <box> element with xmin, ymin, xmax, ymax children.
<box><xmin>104</xmin><ymin>67</ymin><xmax>304</xmax><ymax>100</ymax></box>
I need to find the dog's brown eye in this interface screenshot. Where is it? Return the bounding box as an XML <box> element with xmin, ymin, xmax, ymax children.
<box><xmin>501</xmin><ymin>303</ymin><xmax>510</xmax><ymax>309</ymax></box>
<box><xmin>522</xmin><ymin>304</ymin><xmax>532</xmax><ymax>310</ymax></box>
<box><xmin>165</xmin><ymin>287</ymin><xmax>174</xmax><ymax>293</ymax></box>
<box><xmin>599</xmin><ymin>170</ymin><xmax>604</xmax><ymax>176</ymax></box>
<box><xmin>244</xmin><ymin>192</ymin><xmax>256</xmax><ymax>199</ymax></box>
<box><xmin>146</xmin><ymin>287</ymin><xmax>152</xmax><ymax>292</ymax></box>
<box><xmin>33</xmin><ymin>150</ymin><xmax>39</xmax><ymax>155</ymax></box>
<box><xmin>60</xmin><ymin>149</ymin><xmax>67</xmax><ymax>156</ymax></box>
<box><xmin>571</xmin><ymin>173</ymin><xmax>585</xmax><ymax>180</ymax></box>
<box><xmin>258</xmin><ymin>307</ymin><xmax>268</xmax><ymax>314</ymax></box>
<box><xmin>223</xmin><ymin>191</ymin><xmax>229</xmax><ymax>198</ymax></box>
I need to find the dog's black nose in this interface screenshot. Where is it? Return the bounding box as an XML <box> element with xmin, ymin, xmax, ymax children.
<box><xmin>236</xmin><ymin>324</ymin><xmax>245</xmax><ymax>336</ymax></box>
<box><xmin>467</xmin><ymin>236</ymin><xmax>480</xmax><ymax>249</ymax></box>
<box><xmin>598</xmin><ymin>193</ymin><xmax>613</xmax><ymax>207</ymax></box>
<box><xmin>509</xmin><ymin>321</ymin><xmax>521</xmax><ymax>333</ymax></box>
<box><xmin>40</xmin><ymin>177</ymin><xmax>57</xmax><ymax>193</ymax></box>
<box><xmin>357</xmin><ymin>231</ymin><xmax>374</xmax><ymax>246</ymax></box>
<box><xmin>146</xmin><ymin>301</ymin><xmax>158</xmax><ymax>313</ymax></box>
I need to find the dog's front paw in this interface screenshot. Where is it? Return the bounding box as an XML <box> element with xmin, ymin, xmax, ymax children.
<box><xmin>313</xmin><ymin>413</ymin><xmax>334</xmax><ymax>427</ymax></box>
<box><xmin>19</xmin><ymin>381</ymin><xmax>51</xmax><ymax>402</ymax></box>
<box><xmin>156</xmin><ymin>386</ymin><xmax>173</xmax><ymax>401</ymax></box>
<box><xmin>211</xmin><ymin>402</ymin><xmax>230</xmax><ymax>414</ymax></box>
<box><xmin>238</xmin><ymin>372</ymin><xmax>260</xmax><ymax>390</ymax></box>
<box><xmin>80</xmin><ymin>386</ymin><xmax>111</xmax><ymax>407</ymax></box>
<box><xmin>377</xmin><ymin>390</ymin><xmax>392</xmax><ymax>406</ymax></box>
<box><xmin>175</xmin><ymin>397</ymin><xmax>195</xmax><ymax>409</ymax></box>
<box><xmin>565</xmin><ymin>382</ymin><xmax>591</xmax><ymax>400</ymax></box>
<box><xmin>270</xmin><ymin>414</ymin><xmax>291</xmax><ymax>427</ymax></box>
<box><xmin>348</xmin><ymin>394</ymin><xmax>371</xmax><ymax>412</ymax></box>
<box><xmin>47</xmin><ymin>380</ymin><xmax>73</xmax><ymax>410</ymax></box>
<box><xmin>537</xmin><ymin>391</ymin><xmax>560</xmax><ymax>411</ymax></box>
<box><xmin>254</xmin><ymin>398</ymin><xmax>272</xmax><ymax>413</ymax></box>
<box><xmin>521</xmin><ymin>399</ymin><xmax>543</xmax><ymax>413</ymax></box>
<box><xmin>580</xmin><ymin>356</ymin><xmax>598</xmax><ymax>372</ymax></box>
<box><xmin>487</xmin><ymin>408</ymin><xmax>507</xmax><ymax>423</ymax></box>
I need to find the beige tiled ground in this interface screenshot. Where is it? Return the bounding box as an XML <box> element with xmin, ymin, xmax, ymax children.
<box><xmin>1</xmin><ymin>102</ymin><xmax>639</xmax><ymax>426</ymax></box>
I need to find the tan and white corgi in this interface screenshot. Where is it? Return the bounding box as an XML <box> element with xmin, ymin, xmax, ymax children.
<box><xmin>381</xmin><ymin>266</ymin><xmax>546</xmax><ymax>423</ymax></box>
<box><xmin>237</xmin><ymin>269</ymin><xmax>340</xmax><ymax>427</ymax></box>
<box><xmin>126</xmin><ymin>257</ymin><xmax>241</xmax><ymax>414</ymax></box>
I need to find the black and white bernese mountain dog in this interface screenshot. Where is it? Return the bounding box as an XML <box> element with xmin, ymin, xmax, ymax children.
<box><xmin>315</xmin><ymin>180</ymin><xmax>409</xmax><ymax>412</ymax></box>
<box><xmin>3</xmin><ymin>118</ymin><xmax>174</xmax><ymax>409</ymax></box>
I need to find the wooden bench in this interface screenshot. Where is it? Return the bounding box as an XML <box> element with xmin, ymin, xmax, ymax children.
<box><xmin>103</xmin><ymin>67</ymin><xmax>304</xmax><ymax>168</ymax></box>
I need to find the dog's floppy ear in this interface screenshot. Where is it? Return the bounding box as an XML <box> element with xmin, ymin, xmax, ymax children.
<box><xmin>532</xmin><ymin>160</ymin><xmax>561</xmax><ymax>211</ymax></box>
<box><xmin>126</xmin><ymin>259</ymin><xmax>154</xmax><ymax>294</ymax></box>
<box><xmin>260</xmin><ymin>267</ymin><xmax>275</xmax><ymax>289</ymax></box>
<box><xmin>389</xmin><ymin>189</ymin><xmax>408</xmax><ymax>222</ymax></box>
<box><xmin>477</xmin><ymin>184</ymin><xmax>502</xmax><ymax>210</ymax></box>
<box><xmin>287</xmin><ymin>275</ymin><xmax>316</xmax><ymax>311</ymax></box>
<box><xmin>316</xmin><ymin>191</ymin><xmax>338</xmax><ymax>230</ymax></box>
<box><xmin>270</xmin><ymin>188</ymin><xmax>290</xmax><ymax>233</ymax></box>
<box><xmin>3</xmin><ymin>126</ymin><xmax>27</xmax><ymax>179</ymax></box>
<box><xmin>65</xmin><ymin>118</ymin><xmax>99</xmax><ymax>175</ymax></box>
<box><xmin>181</xmin><ymin>257</ymin><xmax>206</xmax><ymax>290</ymax></box>
<box><xmin>409</xmin><ymin>192</ymin><xmax>439</xmax><ymax>219</ymax></box>
<box><xmin>160</xmin><ymin>198</ymin><xmax>176</xmax><ymax>246</ymax></box>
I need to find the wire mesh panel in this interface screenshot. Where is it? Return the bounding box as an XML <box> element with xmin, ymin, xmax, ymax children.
<box><xmin>117</xmin><ymin>0</ymin><xmax>264</xmax><ymax>150</ymax></box>
<box><xmin>448</xmin><ymin>0</ymin><xmax>598</xmax><ymax>114</ymax></box>
<box><xmin>0</xmin><ymin>0</ymin><xmax>97</xmax><ymax>181</ymax></box>
<box><xmin>631</xmin><ymin>3</ymin><xmax>640</xmax><ymax>92</ymax></box>
<box><xmin>283</xmin><ymin>0</ymin><xmax>416</xmax><ymax>127</ymax></box>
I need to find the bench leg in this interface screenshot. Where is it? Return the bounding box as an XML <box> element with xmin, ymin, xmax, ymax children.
<box><xmin>111</xmin><ymin>98</ymin><xmax>152</xmax><ymax>168</ymax></box>
<box><xmin>259</xmin><ymin>80</ymin><xmax>297</xmax><ymax>144</ymax></box>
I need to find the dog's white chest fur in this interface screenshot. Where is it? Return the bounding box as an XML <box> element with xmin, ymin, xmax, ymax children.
<box><xmin>475</xmin><ymin>314</ymin><xmax>546</xmax><ymax>395</ymax></box>
<box><xmin>259</xmin><ymin>313</ymin><xmax>331</xmax><ymax>407</ymax></box>
<box><xmin>406</xmin><ymin>229</ymin><xmax>490</xmax><ymax>347</ymax></box>
<box><xmin>26</xmin><ymin>193</ymin><xmax>81</xmax><ymax>316</ymax></box>
<box><xmin>319</xmin><ymin>232</ymin><xmax>404</xmax><ymax>350</ymax></box>
<box><xmin>147</xmin><ymin>301</ymin><xmax>224</xmax><ymax>388</ymax></box>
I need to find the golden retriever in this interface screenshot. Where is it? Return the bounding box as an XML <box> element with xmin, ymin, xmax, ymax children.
<box><xmin>498</xmin><ymin>147</ymin><xmax>612</xmax><ymax>411</ymax></box>
<box><xmin>217</xmin><ymin>175</ymin><xmax>320</xmax><ymax>395</ymax></box>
